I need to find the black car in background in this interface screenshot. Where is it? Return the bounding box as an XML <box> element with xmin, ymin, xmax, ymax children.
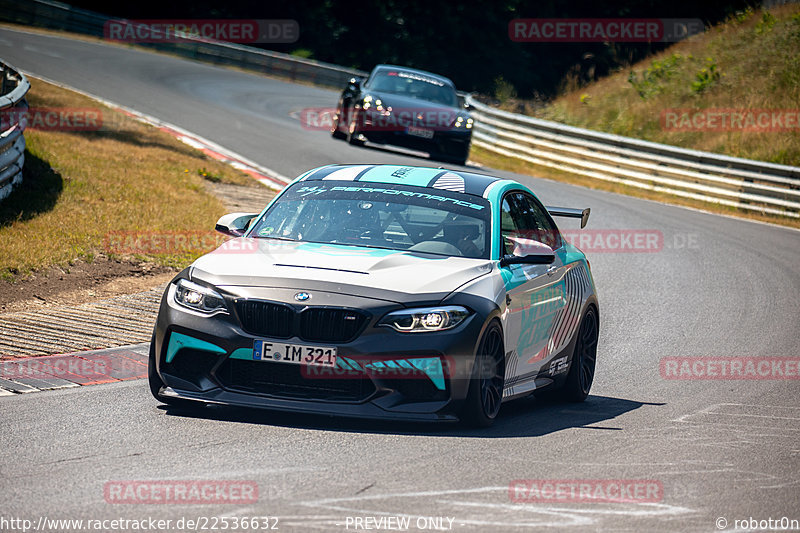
<box><xmin>331</xmin><ymin>64</ymin><xmax>473</xmax><ymax>166</ymax></box>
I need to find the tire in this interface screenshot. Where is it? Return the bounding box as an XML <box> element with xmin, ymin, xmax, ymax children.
<box><xmin>461</xmin><ymin>321</ymin><xmax>505</xmax><ymax>427</ymax></box>
<box><xmin>346</xmin><ymin>108</ymin><xmax>365</xmax><ymax>146</ymax></box>
<box><xmin>331</xmin><ymin>105</ymin><xmax>346</xmax><ymax>139</ymax></box>
<box><xmin>451</xmin><ymin>154</ymin><xmax>468</xmax><ymax>167</ymax></box>
<box><xmin>536</xmin><ymin>307</ymin><xmax>598</xmax><ymax>402</ymax></box>
<box><xmin>432</xmin><ymin>150</ymin><xmax>468</xmax><ymax>167</ymax></box>
<box><xmin>148</xmin><ymin>337</ymin><xmax>200</xmax><ymax>409</ymax></box>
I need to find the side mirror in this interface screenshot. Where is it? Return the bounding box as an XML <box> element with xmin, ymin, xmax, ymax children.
<box><xmin>499</xmin><ymin>253</ymin><xmax>555</xmax><ymax>267</ymax></box>
<box><xmin>348</xmin><ymin>77</ymin><xmax>362</xmax><ymax>92</ymax></box>
<box><xmin>215</xmin><ymin>212</ymin><xmax>258</xmax><ymax>237</ymax></box>
<box><xmin>499</xmin><ymin>240</ymin><xmax>555</xmax><ymax>267</ymax></box>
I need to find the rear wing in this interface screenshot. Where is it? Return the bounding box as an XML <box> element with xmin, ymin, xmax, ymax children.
<box><xmin>546</xmin><ymin>206</ymin><xmax>591</xmax><ymax>229</ymax></box>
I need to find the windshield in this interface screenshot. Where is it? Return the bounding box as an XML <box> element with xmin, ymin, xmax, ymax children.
<box><xmin>249</xmin><ymin>181</ymin><xmax>491</xmax><ymax>259</ymax></box>
<box><xmin>367</xmin><ymin>70</ymin><xmax>458</xmax><ymax>107</ymax></box>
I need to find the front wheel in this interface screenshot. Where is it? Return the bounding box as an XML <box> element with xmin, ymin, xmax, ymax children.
<box><xmin>347</xmin><ymin>108</ymin><xmax>365</xmax><ymax>146</ymax></box>
<box><xmin>461</xmin><ymin>321</ymin><xmax>505</xmax><ymax>427</ymax></box>
<box><xmin>331</xmin><ymin>105</ymin><xmax>346</xmax><ymax>139</ymax></box>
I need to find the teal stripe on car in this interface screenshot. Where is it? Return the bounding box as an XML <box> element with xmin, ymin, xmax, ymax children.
<box><xmin>357</xmin><ymin>165</ymin><xmax>446</xmax><ymax>187</ymax></box>
<box><xmin>364</xmin><ymin>357</ymin><xmax>446</xmax><ymax>390</ymax></box>
<box><xmin>229</xmin><ymin>348</ymin><xmax>253</xmax><ymax>360</ymax></box>
<box><xmin>166</xmin><ymin>332</ymin><xmax>226</xmax><ymax>363</ymax></box>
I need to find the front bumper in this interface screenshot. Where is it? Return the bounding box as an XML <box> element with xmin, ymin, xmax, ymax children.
<box><xmin>152</xmin><ymin>284</ymin><xmax>489</xmax><ymax>421</ymax></box>
<box><xmin>359</xmin><ymin>125</ymin><xmax>472</xmax><ymax>158</ymax></box>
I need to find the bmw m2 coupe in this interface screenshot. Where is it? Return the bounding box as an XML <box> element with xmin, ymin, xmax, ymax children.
<box><xmin>331</xmin><ymin>65</ymin><xmax>473</xmax><ymax>165</ymax></box>
<box><xmin>149</xmin><ymin>164</ymin><xmax>599</xmax><ymax>426</ymax></box>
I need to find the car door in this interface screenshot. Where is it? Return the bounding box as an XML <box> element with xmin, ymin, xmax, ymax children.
<box><xmin>500</xmin><ymin>191</ymin><xmax>569</xmax><ymax>395</ymax></box>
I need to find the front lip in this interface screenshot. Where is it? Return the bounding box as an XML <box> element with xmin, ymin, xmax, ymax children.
<box><xmin>152</xmin><ymin>284</ymin><xmax>488</xmax><ymax>419</ymax></box>
<box><xmin>159</xmin><ymin>387</ymin><xmax>459</xmax><ymax>422</ymax></box>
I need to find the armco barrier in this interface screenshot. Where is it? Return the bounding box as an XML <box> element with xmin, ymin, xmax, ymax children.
<box><xmin>0</xmin><ymin>59</ymin><xmax>29</xmax><ymax>202</ymax></box>
<box><xmin>4</xmin><ymin>1</ymin><xmax>798</xmax><ymax>218</ymax></box>
<box><xmin>466</xmin><ymin>96</ymin><xmax>800</xmax><ymax>219</ymax></box>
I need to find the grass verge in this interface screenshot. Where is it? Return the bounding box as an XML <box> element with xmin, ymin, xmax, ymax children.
<box><xmin>0</xmin><ymin>77</ymin><xmax>264</xmax><ymax>282</ymax></box>
<box><xmin>498</xmin><ymin>4</ymin><xmax>800</xmax><ymax>166</ymax></box>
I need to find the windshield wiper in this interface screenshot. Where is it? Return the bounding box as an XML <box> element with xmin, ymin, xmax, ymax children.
<box><xmin>254</xmin><ymin>235</ymin><xmax>297</xmax><ymax>242</ymax></box>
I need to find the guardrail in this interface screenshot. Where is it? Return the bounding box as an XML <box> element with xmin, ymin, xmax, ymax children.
<box><xmin>466</xmin><ymin>96</ymin><xmax>800</xmax><ymax>219</ymax></box>
<box><xmin>0</xmin><ymin>0</ymin><xmax>367</xmax><ymax>88</ymax></box>
<box><xmin>4</xmin><ymin>1</ymin><xmax>798</xmax><ymax>218</ymax></box>
<box><xmin>0</xmin><ymin>60</ymin><xmax>29</xmax><ymax>202</ymax></box>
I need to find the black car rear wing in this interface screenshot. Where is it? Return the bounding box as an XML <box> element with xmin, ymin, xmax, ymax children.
<box><xmin>546</xmin><ymin>206</ymin><xmax>591</xmax><ymax>228</ymax></box>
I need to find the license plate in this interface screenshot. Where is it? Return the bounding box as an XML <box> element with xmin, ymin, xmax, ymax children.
<box><xmin>407</xmin><ymin>126</ymin><xmax>434</xmax><ymax>139</ymax></box>
<box><xmin>253</xmin><ymin>340</ymin><xmax>337</xmax><ymax>368</ymax></box>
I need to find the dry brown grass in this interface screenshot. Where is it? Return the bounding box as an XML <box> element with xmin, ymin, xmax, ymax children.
<box><xmin>0</xmin><ymin>78</ymin><xmax>264</xmax><ymax>280</ymax></box>
<box><xmin>473</xmin><ymin>5</ymin><xmax>800</xmax><ymax>228</ymax></box>
<box><xmin>532</xmin><ymin>4</ymin><xmax>800</xmax><ymax>166</ymax></box>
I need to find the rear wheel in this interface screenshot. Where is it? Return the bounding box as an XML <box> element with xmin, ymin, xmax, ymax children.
<box><xmin>461</xmin><ymin>321</ymin><xmax>505</xmax><ymax>427</ymax></box>
<box><xmin>432</xmin><ymin>149</ymin><xmax>469</xmax><ymax>167</ymax></box>
<box><xmin>536</xmin><ymin>307</ymin><xmax>598</xmax><ymax>402</ymax></box>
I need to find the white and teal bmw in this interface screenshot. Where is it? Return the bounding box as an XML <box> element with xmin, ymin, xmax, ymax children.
<box><xmin>149</xmin><ymin>164</ymin><xmax>598</xmax><ymax>426</ymax></box>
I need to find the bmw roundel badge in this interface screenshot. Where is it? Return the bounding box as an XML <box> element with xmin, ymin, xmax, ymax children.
<box><xmin>294</xmin><ymin>292</ymin><xmax>311</xmax><ymax>301</ymax></box>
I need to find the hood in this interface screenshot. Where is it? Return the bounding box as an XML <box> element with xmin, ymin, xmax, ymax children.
<box><xmin>190</xmin><ymin>239</ymin><xmax>493</xmax><ymax>304</ymax></box>
<box><xmin>366</xmin><ymin>90</ymin><xmax>462</xmax><ymax>113</ymax></box>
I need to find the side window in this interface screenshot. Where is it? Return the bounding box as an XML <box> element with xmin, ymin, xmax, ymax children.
<box><xmin>516</xmin><ymin>193</ymin><xmax>562</xmax><ymax>250</ymax></box>
<box><xmin>500</xmin><ymin>192</ymin><xmax>561</xmax><ymax>256</ymax></box>
<box><xmin>500</xmin><ymin>196</ymin><xmax>522</xmax><ymax>255</ymax></box>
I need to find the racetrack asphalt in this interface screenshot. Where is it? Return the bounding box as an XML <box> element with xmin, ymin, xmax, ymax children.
<box><xmin>1</xmin><ymin>27</ymin><xmax>799</xmax><ymax>532</ymax></box>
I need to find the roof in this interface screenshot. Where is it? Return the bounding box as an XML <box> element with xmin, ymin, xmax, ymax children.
<box><xmin>300</xmin><ymin>164</ymin><xmax>502</xmax><ymax>197</ymax></box>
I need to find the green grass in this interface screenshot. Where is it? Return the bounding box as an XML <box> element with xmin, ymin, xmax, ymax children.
<box><xmin>522</xmin><ymin>4</ymin><xmax>800</xmax><ymax>166</ymax></box>
<box><xmin>471</xmin><ymin>4</ymin><xmax>800</xmax><ymax>228</ymax></box>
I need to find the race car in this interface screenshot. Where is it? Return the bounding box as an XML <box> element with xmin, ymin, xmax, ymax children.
<box><xmin>148</xmin><ymin>164</ymin><xmax>599</xmax><ymax>426</ymax></box>
<box><xmin>331</xmin><ymin>65</ymin><xmax>473</xmax><ymax>166</ymax></box>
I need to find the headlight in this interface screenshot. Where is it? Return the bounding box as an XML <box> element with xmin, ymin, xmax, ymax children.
<box><xmin>174</xmin><ymin>279</ymin><xmax>227</xmax><ymax>314</ymax></box>
<box><xmin>378</xmin><ymin>306</ymin><xmax>470</xmax><ymax>332</ymax></box>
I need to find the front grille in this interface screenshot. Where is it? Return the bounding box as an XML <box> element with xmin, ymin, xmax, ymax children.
<box><xmin>235</xmin><ymin>300</ymin><xmax>368</xmax><ymax>343</ymax></box>
<box><xmin>235</xmin><ymin>300</ymin><xmax>293</xmax><ymax>338</ymax></box>
<box><xmin>300</xmin><ymin>308</ymin><xmax>368</xmax><ymax>342</ymax></box>
<box><xmin>217</xmin><ymin>359</ymin><xmax>375</xmax><ymax>402</ymax></box>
